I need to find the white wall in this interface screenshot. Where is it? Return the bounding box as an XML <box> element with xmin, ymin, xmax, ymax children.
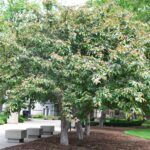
<box><xmin>2</xmin><ymin>101</ymin><xmax>56</xmax><ymax>116</ymax></box>
<box><xmin>31</xmin><ymin>102</ymin><xmax>55</xmax><ymax>116</ymax></box>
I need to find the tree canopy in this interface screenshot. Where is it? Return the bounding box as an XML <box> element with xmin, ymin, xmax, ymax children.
<box><xmin>0</xmin><ymin>0</ymin><xmax>149</xmax><ymax>145</ymax></box>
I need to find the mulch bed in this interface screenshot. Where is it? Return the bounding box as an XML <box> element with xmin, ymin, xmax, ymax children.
<box><xmin>2</xmin><ymin>127</ymin><xmax>150</xmax><ymax>150</ymax></box>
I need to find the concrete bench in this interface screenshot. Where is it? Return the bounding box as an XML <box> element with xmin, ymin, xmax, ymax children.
<box><xmin>5</xmin><ymin>129</ymin><xmax>27</xmax><ymax>143</ymax></box>
<box><xmin>27</xmin><ymin>128</ymin><xmax>42</xmax><ymax>138</ymax></box>
<box><xmin>40</xmin><ymin>126</ymin><xmax>54</xmax><ymax>135</ymax></box>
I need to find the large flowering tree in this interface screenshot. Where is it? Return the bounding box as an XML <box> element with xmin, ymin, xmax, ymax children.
<box><xmin>0</xmin><ymin>0</ymin><xmax>149</xmax><ymax>146</ymax></box>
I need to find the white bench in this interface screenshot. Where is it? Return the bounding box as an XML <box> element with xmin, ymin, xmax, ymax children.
<box><xmin>40</xmin><ymin>126</ymin><xmax>54</xmax><ymax>135</ymax></box>
<box><xmin>5</xmin><ymin>129</ymin><xmax>27</xmax><ymax>143</ymax></box>
<box><xmin>27</xmin><ymin>128</ymin><xmax>42</xmax><ymax>138</ymax></box>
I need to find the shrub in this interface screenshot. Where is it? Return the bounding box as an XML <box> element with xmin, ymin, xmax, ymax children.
<box><xmin>0</xmin><ymin>119</ymin><xmax>5</xmax><ymax>125</ymax></box>
<box><xmin>90</xmin><ymin>119</ymin><xmax>143</xmax><ymax>127</ymax></box>
<box><xmin>104</xmin><ymin>118</ymin><xmax>143</xmax><ymax>127</ymax></box>
<box><xmin>142</xmin><ymin>120</ymin><xmax>150</xmax><ymax>128</ymax></box>
<box><xmin>0</xmin><ymin>113</ymin><xmax>8</xmax><ymax>124</ymax></box>
<box><xmin>32</xmin><ymin>114</ymin><xmax>60</xmax><ymax>120</ymax></box>
<box><xmin>90</xmin><ymin>121</ymin><xmax>99</xmax><ymax>126</ymax></box>
<box><xmin>32</xmin><ymin>114</ymin><xmax>44</xmax><ymax>119</ymax></box>
<box><xmin>19</xmin><ymin>115</ymin><xmax>28</xmax><ymax>123</ymax></box>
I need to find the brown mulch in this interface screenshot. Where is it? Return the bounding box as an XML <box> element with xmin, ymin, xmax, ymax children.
<box><xmin>2</xmin><ymin>127</ymin><xmax>150</xmax><ymax>150</ymax></box>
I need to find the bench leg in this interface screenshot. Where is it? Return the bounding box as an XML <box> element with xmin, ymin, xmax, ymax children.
<box><xmin>19</xmin><ymin>139</ymin><xmax>24</xmax><ymax>143</ymax></box>
<box><xmin>7</xmin><ymin>139</ymin><xmax>24</xmax><ymax>143</ymax></box>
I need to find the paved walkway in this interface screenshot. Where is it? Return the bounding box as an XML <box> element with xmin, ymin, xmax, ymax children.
<box><xmin>0</xmin><ymin>119</ymin><xmax>61</xmax><ymax>150</ymax></box>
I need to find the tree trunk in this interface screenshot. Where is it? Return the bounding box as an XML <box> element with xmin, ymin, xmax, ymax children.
<box><xmin>60</xmin><ymin>117</ymin><xmax>69</xmax><ymax>145</ymax></box>
<box><xmin>0</xmin><ymin>104</ymin><xmax>2</xmax><ymax>113</ymax></box>
<box><xmin>84</xmin><ymin>113</ymin><xmax>90</xmax><ymax>136</ymax></box>
<box><xmin>28</xmin><ymin>99</ymin><xmax>32</xmax><ymax>118</ymax></box>
<box><xmin>75</xmin><ymin>119</ymin><xmax>84</xmax><ymax>146</ymax></box>
<box><xmin>56</xmin><ymin>92</ymin><xmax>69</xmax><ymax>145</ymax></box>
<box><xmin>28</xmin><ymin>107</ymin><xmax>31</xmax><ymax>118</ymax></box>
<box><xmin>99</xmin><ymin>110</ymin><xmax>106</xmax><ymax>128</ymax></box>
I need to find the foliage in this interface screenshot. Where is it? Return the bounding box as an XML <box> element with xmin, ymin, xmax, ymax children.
<box><xmin>91</xmin><ymin>118</ymin><xmax>143</xmax><ymax>127</ymax></box>
<box><xmin>104</xmin><ymin>118</ymin><xmax>143</xmax><ymax>127</ymax></box>
<box><xmin>0</xmin><ymin>119</ymin><xmax>5</xmax><ymax>125</ymax></box>
<box><xmin>0</xmin><ymin>1</ymin><xmax>149</xmax><ymax>144</ymax></box>
<box><xmin>0</xmin><ymin>113</ymin><xmax>7</xmax><ymax>124</ymax></box>
<box><xmin>0</xmin><ymin>0</ymin><xmax>57</xmax><ymax>113</ymax></box>
<box><xmin>19</xmin><ymin>115</ymin><xmax>27</xmax><ymax>123</ymax></box>
<box><xmin>32</xmin><ymin>114</ymin><xmax>60</xmax><ymax>120</ymax></box>
<box><xmin>32</xmin><ymin>114</ymin><xmax>44</xmax><ymax>119</ymax></box>
<box><xmin>0</xmin><ymin>113</ymin><xmax>27</xmax><ymax>124</ymax></box>
<box><xmin>116</xmin><ymin>0</ymin><xmax>150</xmax><ymax>22</ymax></box>
<box><xmin>88</xmin><ymin>0</ymin><xmax>150</xmax><ymax>22</ymax></box>
<box><xmin>142</xmin><ymin>120</ymin><xmax>150</xmax><ymax>127</ymax></box>
<box><xmin>47</xmin><ymin>1</ymin><xmax>149</xmax><ymax>122</ymax></box>
<box><xmin>90</xmin><ymin>121</ymin><xmax>99</xmax><ymax>126</ymax></box>
<box><xmin>86</xmin><ymin>2</ymin><xmax>150</xmax><ymax>116</ymax></box>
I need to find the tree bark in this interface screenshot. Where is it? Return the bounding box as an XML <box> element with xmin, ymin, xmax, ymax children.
<box><xmin>0</xmin><ymin>104</ymin><xmax>2</xmax><ymax>113</ymax></box>
<box><xmin>60</xmin><ymin>117</ymin><xmax>69</xmax><ymax>145</ymax></box>
<box><xmin>84</xmin><ymin>113</ymin><xmax>90</xmax><ymax>136</ymax></box>
<box><xmin>28</xmin><ymin>98</ymin><xmax>32</xmax><ymax>118</ymax></box>
<box><xmin>75</xmin><ymin>119</ymin><xmax>84</xmax><ymax>146</ymax></box>
<box><xmin>99</xmin><ymin>110</ymin><xmax>106</xmax><ymax>128</ymax></box>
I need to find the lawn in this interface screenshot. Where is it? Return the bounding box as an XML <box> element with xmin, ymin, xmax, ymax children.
<box><xmin>125</xmin><ymin>129</ymin><xmax>150</xmax><ymax>140</ymax></box>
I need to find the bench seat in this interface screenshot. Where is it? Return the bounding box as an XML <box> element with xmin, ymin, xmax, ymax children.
<box><xmin>27</xmin><ymin>128</ymin><xmax>42</xmax><ymax>138</ymax></box>
<box><xmin>40</xmin><ymin>126</ymin><xmax>54</xmax><ymax>135</ymax></box>
<box><xmin>5</xmin><ymin>129</ymin><xmax>27</xmax><ymax>143</ymax></box>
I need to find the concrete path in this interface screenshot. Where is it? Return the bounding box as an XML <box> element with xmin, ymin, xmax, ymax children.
<box><xmin>0</xmin><ymin>119</ymin><xmax>61</xmax><ymax>150</ymax></box>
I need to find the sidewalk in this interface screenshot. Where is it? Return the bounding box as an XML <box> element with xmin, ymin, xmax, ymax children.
<box><xmin>0</xmin><ymin>119</ymin><xmax>61</xmax><ymax>150</ymax></box>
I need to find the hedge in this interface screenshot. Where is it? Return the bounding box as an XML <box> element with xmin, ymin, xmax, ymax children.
<box><xmin>104</xmin><ymin>119</ymin><xmax>143</xmax><ymax>127</ymax></box>
<box><xmin>142</xmin><ymin>120</ymin><xmax>150</xmax><ymax>128</ymax></box>
<box><xmin>91</xmin><ymin>118</ymin><xmax>143</xmax><ymax>127</ymax></box>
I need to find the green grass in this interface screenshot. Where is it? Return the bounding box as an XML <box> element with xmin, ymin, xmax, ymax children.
<box><xmin>125</xmin><ymin>129</ymin><xmax>150</xmax><ymax>140</ymax></box>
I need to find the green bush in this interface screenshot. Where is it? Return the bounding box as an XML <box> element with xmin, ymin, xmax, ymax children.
<box><xmin>0</xmin><ymin>113</ymin><xmax>28</xmax><ymax>124</ymax></box>
<box><xmin>19</xmin><ymin>115</ymin><xmax>27</xmax><ymax>123</ymax></box>
<box><xmin>104</xmin><ymin>118</ymin><xmax>143</xmax><ymax>127</ymax></box>
<box><xmin>90</xmin><ymin>119</ymin><xmax>143</xmax><ymax>127</ymax></box>
<box><xmin>32</xmin><ymin>114</ymin><xmax>44</xmax><ymax>119</ymax></box>
<box><xmin>90</xmin><ymin>121</ymin><xmax>99</xmax><ymax>126</ymax></box>
<box><xmin>142</xmin><ymin>120</ymin><xmax>150</xmax><ymax>128</ymax></box>
<box><xmin>0</xmin><ymin>119</ymin><xmax>5</xmax><ymax>125</ymax></box>
<box><xmin>0</xmin><ymin>113</ymin><xmax>8</xmax><ymax>124</ymax></box>
<box><xmin>32</xmin><ymin>114</ymin><xmax>60</xmax><ymax>120</ymax></box>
